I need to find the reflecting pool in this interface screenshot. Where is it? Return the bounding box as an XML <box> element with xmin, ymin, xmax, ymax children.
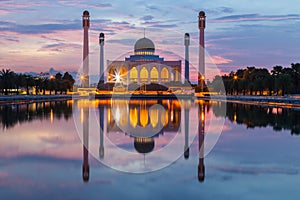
<box><xmin>0</xmin><ymin>99</ymin><xmax>300</xmax><ymax>199</ymax></box>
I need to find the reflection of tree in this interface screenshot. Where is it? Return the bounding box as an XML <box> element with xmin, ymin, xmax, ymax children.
<box><xmin>212</xmin><ymin>103</ymin><xmax>300</xmax><ymax>135</ymax></box>
<box><xmin>0</xmin><ymin>101</ymin><xmax>73</xmax><ymax>129</ymax></box>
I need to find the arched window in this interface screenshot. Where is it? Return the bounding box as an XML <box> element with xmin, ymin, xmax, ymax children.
<box><xmin>140</xmin><ymin>66</ymin><xmax>148</xmax><ymax>83</ymax></box>
<box><xmin>120</xmin><ymin>67</ymin><xmax>127</xmax><ymax>83</ymax></box>
<box><xmin>130</xmin><ymin>67</ymin><xmax>138</xmax><ymax>82</ymax></box>
<box><xmin>150</xmin><ymin>67</ymin><xmax>158</xmax><ymax>82</ymax></box>
<box><xmin>161</xmin><ymin>67</ymin><xmax>169</xmax><ymax>82</ymax></box>
<box><xmin>108</xmin><ymin>66</ymin><xmax>116</xmax><ymax>82</ymax></box>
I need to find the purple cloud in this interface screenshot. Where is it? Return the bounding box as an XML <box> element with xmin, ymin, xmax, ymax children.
<box><xmin>38</xmin><ymin>43</ymin><xmax>81</xmax><ymax>52</ymax></box>
<box><xmin>140</xmin><ymin>15</ymin><xmax>154</xmax><ymax>21</ymax></box>
<box><xmin>212</xmin><ymin>14</ymin><xmax>300</xmax><ymax>23</ymax></box>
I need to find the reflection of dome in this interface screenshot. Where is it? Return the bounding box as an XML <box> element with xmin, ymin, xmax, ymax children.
<box><xmin>83</xmin><ymin>10</ymin><xmax>89</xmax><ymax>16</ymax></box>
<box><xmin>134</xmin><ymin>138</ymin><xmax>154</xmax><ymax>154</ymax></box>
<box><xmin>134</xmin><ymin>37</ymin><xmax>155</xmax><ymax>51</ymax></box>
<box><xmin>82</xmin><ymin>165</ymin><xmax>89</xmax><ymax>182</ymax></box>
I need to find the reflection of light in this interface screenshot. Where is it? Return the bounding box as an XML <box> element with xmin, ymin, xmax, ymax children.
<box><xmin>170</xmin><ymin>110</ymin><xmax>174</xmax><ymax>122</ymax></box>
<box><xmin>80</xmin><ymin>108</ymin><xmax>84</xmax><ymax>123</ymax></box>
<box><xmin>50</xmin><ymin>109</ymin><xmax>53</xmax><ymax>123</ymax></box>
<box><xmin>115</xmin><ymin>107</ymin><xmax>121</xmax><ymax>122</ymax></box>
<box><xmin>234</xmin><ymin>112</ymin><xmax>237</xmax><ymax>122</ymax></box>
<box><xmin>140</xmin><ymin>108</ymin><xmax>148</xmax><ymax>127</ymax></box>
<box><xmin>130</xmin><ymin>108</ymin><xmax>138</xmax><ymax>128</ymax></box>
<box><xmin>107</xmin><ymin>108</ymin><xmax>111</xmax><ymax>123</ymax></box>
<box><xmin>150</xmin><ymin>108</ymin><xmax>158</xmax><ymax>128</ymax></box>
<box><xmin>201</xmin><ymin>111</ymin><xmax>205</xmax><ymax>121</ymax></box>
<box><xmin>115</xmin><ymin>74</ymin><xmax>121</xmax><ymax>83</ymax></box>
<box><xmin>160</xmin><ymin>109</ymin><xmax>168</xmax><ymax>126</ymax></box>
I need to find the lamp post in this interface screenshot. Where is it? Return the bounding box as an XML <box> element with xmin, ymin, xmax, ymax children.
<box><xmin>233</xmin><ymin>75</ymin><xmax>238</xmax><ymax>95</ymax></box>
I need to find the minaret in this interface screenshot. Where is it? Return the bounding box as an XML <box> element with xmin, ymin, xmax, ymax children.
<box><xmin>198</xmin><ymin>103</ymin><xmax>205</xmax><ymax>182</ymax></box>
<box><xmin>198</xmin><ymin>11</ymin><xmax>206</xmax><ymax>87</ymax></box>
<box><xmin>99</xmin><ymin>33</ymin><xmax>105</xmax><ymax>83</ymax></box>
<box><xmin>82</xmin><ymin>10</ymin><xmax>90</xmax><ymax>87</ymax></box>
<box><xmin>184</xmin><ymin>33</ymin><xmax>190</xmax><ymax>83</ymax></box>
<box><xmin>82</xmin><ymin>107</ymin><xmax>90</xmax><ymax>182</ymax></box>
<box><xmin>184</xmin><ymin>105</ymin><xmax>190</xmax><ymax>159</ymax></box>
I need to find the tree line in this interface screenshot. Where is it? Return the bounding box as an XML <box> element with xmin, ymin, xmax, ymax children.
<box><xmin>0</xmin><ymin>69</ymin><xmax>75</xmax><ymax>95</ymax></box>
<box><xmin>210</xmin><ymin>63</ymin><xmax>300</xmax><ymax>95</ymax></box>
<box><xmin>212</xmin><ymin>102</ymin><xmax>300</xmax><ymax>135</ymax></box>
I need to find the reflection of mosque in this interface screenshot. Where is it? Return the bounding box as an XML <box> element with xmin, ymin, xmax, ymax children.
<box><xmin>107</xmin><ymin>100</ymin><xmax>181</xmax><ymax>153</ymax></box>
<box><xmin>82</xmin><ymin>100</ymin><xmax>207</xmax><ymax>183</ymax></box>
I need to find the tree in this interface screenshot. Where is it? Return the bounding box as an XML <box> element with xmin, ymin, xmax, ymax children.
<box><xmin>0</xmin><ymin>69</ymin><xmax>15</xmax><ymax>95</ymax></box>
<box><xmin>62</xmin><ymin>72</ymin><xmax>75</xmax><ymax>93</ymax></box>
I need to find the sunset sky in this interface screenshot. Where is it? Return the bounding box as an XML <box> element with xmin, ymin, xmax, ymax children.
<box><xmin>0</xmin><ymin>0</ymin><xmax>299</xmax><ymax>78</ymax></box>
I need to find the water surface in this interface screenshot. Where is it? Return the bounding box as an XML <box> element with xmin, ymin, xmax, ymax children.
<box><xmin>0</xmin><ymin>100</ymin><xmax>299</xmax><ymax>199</ymax></box>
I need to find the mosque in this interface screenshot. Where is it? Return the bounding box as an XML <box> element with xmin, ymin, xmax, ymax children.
<box><xmin>81</xmin><ymin>10</ymin><xmax>206</xmax><ymax>92</ymax></box>
<box><xmin>106</xmin><ymin>37</ymin><xmax>182</xmax><ymax>85</ymax></box>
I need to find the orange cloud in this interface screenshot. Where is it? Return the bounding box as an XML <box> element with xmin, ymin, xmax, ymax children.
<box><xmin>210</xmin><ymin>55</ymin><xmax>232</xmax><ymax>65</ymax></box>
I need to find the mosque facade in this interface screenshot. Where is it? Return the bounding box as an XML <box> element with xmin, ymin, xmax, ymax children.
<box><xmin>106</xmin><ymin>37</ymin><xmax>182</xmax><ymax>85</ymax></box>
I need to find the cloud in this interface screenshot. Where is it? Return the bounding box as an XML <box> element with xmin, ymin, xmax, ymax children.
<box><xmin>193</xmin><ymin>6</ymin><xmax>234</xmax><ymax>15</ymax></box>
<box><xmin>58</xmin><ymin>0</ymin><xmax>112</xmax><ymax>8</ymax></box>
<box><xmin>0</xmin><ymin>20</ymin><xmax>81</xmax><ymax>34</ymax></box>
<box><xmin>210</xmin><ymin>56</ymin><xmax>233</xmax><ymax>65</ymax></box>
<box><xmin>149</xmin><ymin>24</ymin><xmax>177</xmax><ymax>28</ymax></box>
<box><xmin>212</xmin><ymin>14</ymin><xmax>300</xmax><ymax>23</ymax></box>
<box><xmin>40</xmin><ymin>35</ymin><xmax>65</xmax><ymax>42</ymax></box>
<box><xmin>107</xmin><ymin>39</ymin><xmax>136</xmax><ymax>46</ymax></box>
<box><xmin>38</xmin><ymin>43</ymin><xmax>81</xmax><ymax>52</ymax></box>
<box><xmin>89</xmin><ymin>3</ymin><xmax>112</xmax><ymax>8</ymax></box>
<box><xmin>140</xmin><ymin>15</ymin><xmax>154</xmax><ymax>21</ymax></box>
<box><xmin>141</xmin><ymin>21</ymin><xmax>177</xmax><ymax>28</ymax></box>
<box><xmin>212</xmin><ymin>165</ymin><xmax>298</xmax><ymax>175</ymax></box>
<box><xmin>0</xmin><ymin>1</ymin><xmax>43</xmax><ymax>14</ymax></box>
<box><xmin>0</xmin><ymin>34</ymin><xmax>19</xmax><ymax>43</ymax></box>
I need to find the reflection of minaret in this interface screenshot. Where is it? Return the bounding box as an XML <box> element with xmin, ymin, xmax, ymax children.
<box><xmin>184</xmin><ymin>33</ymin><xmax>190</xmax><ymax>83</ymax></box>
<box><xmin>184</xmin><ymin>104</ymin><xmax>190</xmax><ymax>159</ymax></box>
<box><xmin>198</xmin><ymin>11</ymin><xmax>206</xmax><ymax>87</ymax></box>
<box><xmin>99</xmin><ymin>33</ymin><xmax>105</xmax><ymax>83</ymax></box>
<box><xmin>198</xmin><ymin>103</ymin><xmax>205</xmax><ymax>182</ymax></box>
<box><xmin>82</xmin><ymin>10</ymin><xmax>90</xmax><ymax>87</ymax></box>
<box><xmin>99</xmin><ymin>105</ymin><xmax>104</xmax><ymax>159</ymax></box>
<box><xmin>82</xmin><ymin>107</ymin><xmax>90</xmax><ymax>182</ymax></box>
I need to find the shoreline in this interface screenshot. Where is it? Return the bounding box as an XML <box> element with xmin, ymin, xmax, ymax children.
<box><xmin>0</xmin><ymin>95</ymin><xmax>74</xmax><ymax>105</ymax></box>
<box><xmin>0</xmin><ymin>94</ymin><xmax>299</xmax><ymax>108</ymax></box>
<box><xmin>198</xmin><ymin>95</ymin><xmax>300</xmax><ymax>109</ymax></box>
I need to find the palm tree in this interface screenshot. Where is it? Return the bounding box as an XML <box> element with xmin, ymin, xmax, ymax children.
<box><xmin>0</xmin><ymin>69</ymin><xmax>15</xmax><ymax>95</ymax></box>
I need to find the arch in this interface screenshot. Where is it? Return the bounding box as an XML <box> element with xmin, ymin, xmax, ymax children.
<box><xmin>150</xmin><ymin>67</ymin><xmax>158</xmax><ymax>82</ymax></box>
<box><xmin>140</xmin><ymin>66</ymin><xmax>148</xmax><ymax>83</ymax></box>
<box><xmin>161</xmin><ymin>67</ymin><xmax>169</xmax><ymax>82</ymax></box>
<box><xmin>120</xmin><ymin>66</ymin><xmax>127</xmax><ymax>83</ymax></box>
<box><xmin>108</xmin><ymin>66</ymin><xmax>116</xmax><ymax>82</ymax></box>
<box><xmin>130</xmin><ymin>67</ymin><xmax>138</xmax><ymax>82</ymax></box>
